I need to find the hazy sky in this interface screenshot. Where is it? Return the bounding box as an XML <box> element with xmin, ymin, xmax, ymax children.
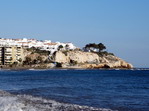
<box><xmin>0</xmin><ymin>0</ymin><xmax>149</xmax><ymax>67</ymax></box>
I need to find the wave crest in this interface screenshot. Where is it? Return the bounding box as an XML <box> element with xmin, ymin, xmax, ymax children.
<box><xmin>0</xmin><ymin>90</ymin><xmax>114</xmax><ymax>111</ymax></box>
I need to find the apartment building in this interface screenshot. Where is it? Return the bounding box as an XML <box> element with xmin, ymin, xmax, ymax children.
<box><xmin>0</xmin><ymin>38</ymin><xmax>76</xmax><ymax>52</ymax></box>
<box><xmin>0</xmin><ymin>46</ymin><xmax>24</xmax><ymax>65</ymax></box>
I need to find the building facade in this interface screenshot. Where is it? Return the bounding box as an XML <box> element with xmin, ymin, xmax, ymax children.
<box><xmin>0</xmin><ymin>38</ymin><xmax>76</xmax><ymax>53</ymax></box>
<box><xmin>0</xmin><ymin>46</ymin><xmax>24</xmax><ymax>65</ymax></box>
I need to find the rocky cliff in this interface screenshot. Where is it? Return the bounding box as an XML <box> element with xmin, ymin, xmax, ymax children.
<box><xmin>54</xmin><ymin>51</ymin><xmax>100</xmax><ymax>64</ymax></box>
<box><xmin>54</xmin><ymin>51</ymin><xmax>133</xmax><ymax>69</ymax></box>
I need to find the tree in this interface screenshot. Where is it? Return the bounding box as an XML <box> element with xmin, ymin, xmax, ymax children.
<box><xmin>23</xmin><ymin>57</ymin><xmax>31</xmax><ymax>65</ymax></box>
<box><xmin>98</xmin><ymin>43</ymin><xmax>106</xmax><ymax>52</ymax></box>
<box><xmin>33</xmin><ymin>59</ymin><xmax>38</xmax><ymax>64</ymax></box>
<box><xmin>84</xmin><ymin>43</ymin><xmax>106</xmax><ymax>52</ymax></box>
<box><xmin>37</xmin><ymin>56</ymin><xmax>43</xmax><ymax>63</ymax></box>
<box><xmin>18</xmin><ymin>58</ymin><xmax>22</xmax><ymax>63</ymax></box>
<box><xmin>13</xmin><ymin>62</ymin><xmax>18</xmax><ymax>66</ymax></box>
<box><xmin>65</xmin><ymin>44</ymin><xmax>69</xmax><ymax>50</ymax></box>
<box><xmin>58</xmin><ymin>45</ymin><xmax>63</xmax><ymax>51</ymax></box>
<box><xmin>56</xmin><ymin>62</ymin><xmax>62</xmax><ymax>67</ymax></box>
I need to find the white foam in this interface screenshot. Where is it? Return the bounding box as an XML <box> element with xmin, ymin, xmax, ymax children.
<box><xmin>0</xmin><ymin>90</ymin><xmax>115</xmax><ymax>111</ymax></box>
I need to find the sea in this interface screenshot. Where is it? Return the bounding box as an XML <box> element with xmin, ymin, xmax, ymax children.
<box><xmin>0</xmin><ymin>69</ymin><xmax>149</xmax><ymax>111</ymax></box>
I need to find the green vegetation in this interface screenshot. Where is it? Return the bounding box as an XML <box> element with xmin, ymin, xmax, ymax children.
<box><xmin>22</xmin><ymin>47</ymin><xmax>53</xmax><ymax>65</ymax></box>
<box><xmin>65</xmin><ymin>44</ymin><xmax>69</xmax><ymax>50</ymax></box>
<box><xmin>23</xmin><ymin>57</ymin><xmax>32</xmax><ymax>65</ymax></box>
<box><xmin>37</xmin><ymin>56</ymin><xmax>43</xmax><ymax>63</ymax></box>
<box><xmin>27</xmin><ymin>47</ymin><xmax>50</xmax><ymax>55</ymax></box>
<box><xmin>70</xmin><ymin>59</ymin><xmax>78</xmax><ymax>65</ymax></box>
<box><xmin>84</xmin><ymin>43</ymin><xmax>114</xmax><ymax>56</ymax></box>
<box><xmin>84</xmin><ymin>43</ymin><xmax>106</xmax><ymax>52</ymax></box>
<box><xmin>98</xmin><ymin>43</ymin><xmax>106</xmax><ymax>52</ymax></box>
<box><xmin>58</xmin><ymin>45</ymin><xmax>64</xmax><ymax>51</ymax></box>
<box><xmin>23</xmin><ymin>56</ymin><xmax>53</xmax><ymax>65</ymax></box>
<box><xmin>62</xmin><ymin>50</ymin><xmax>69</xmax><ymax>56</ymax></box>
<box><xmin>97</xmin><ymin>51</ymin><xmax>114</xmax><ymax>57</ymax></box>
<box><xmin>56</xmin><ymin>62</ymin><xmax>62</xmax><ymax>67</ymax></box>
<box><xmin>18</xmin><ymin>58</ymin><xmax>22</xmax><ymax>63</ymax></box>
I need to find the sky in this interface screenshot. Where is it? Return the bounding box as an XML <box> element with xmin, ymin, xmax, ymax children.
<box><xmin>0</xmin><ymin>0</ymin><xmax>149</xmax><ymax>67</ymax></box>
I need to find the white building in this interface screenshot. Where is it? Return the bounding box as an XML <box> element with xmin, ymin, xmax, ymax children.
<box><xmin>0</xmin><ymin>38</ymin><xmax>77</xmax><ymax>55</ymax></box>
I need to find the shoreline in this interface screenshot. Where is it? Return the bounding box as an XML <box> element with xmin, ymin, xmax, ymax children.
<box><xmin>0</xmin><ymin>90</ymin><xmax>113</xmax><ymax>111</ymax></box>
<box><xmin>0</xmin><ymin>66</ymin><xmax>148</xmax><ymax>71</ymax></box>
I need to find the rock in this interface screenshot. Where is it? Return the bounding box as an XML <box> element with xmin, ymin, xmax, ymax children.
<box><xmin>54</xmin><ymin>51</ymin><xmax>100</xmax><ymax>64</ymax></box>
<box><xmin>53</xmin><ymin>51</ymin><xmax>133</xmax><ymax>69</ymax></box>
<box><xmin>54</xmin><ymin>51</ymin><xmax>69</xmax><ymax>63</ymax></box>
<box><xmin>46</xmin><ymin>63</ymin><xmax>56</xmax><ymax>68</ymax></box>
<box><xmin>67</xmin><ymin>51</ymin><xmax>100</xmax><ymax>64</ymax></box>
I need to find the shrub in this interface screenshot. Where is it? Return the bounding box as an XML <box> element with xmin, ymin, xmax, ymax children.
<box><xmin>62</xmin><ymin>51</ymin><xmax>68</xmax><ymax>56</ymax></box>
<box><xmin>70</xmin><ymin>59</ymin><xmax>78</xmax><ymax>65</ymax></box>
<box><xmin>56</xmin><ymin>62</ymin><xmax>62</xmax><ymax>67</ymax></box>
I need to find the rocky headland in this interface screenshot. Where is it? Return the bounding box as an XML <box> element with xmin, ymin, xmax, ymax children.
<box><xmin>1</xmin><ymin>43</ymin><xmax>133</xmax><ymax>70</ymax></box>
<box><xmin>54</xmin><ymin>50</ymin><xmax>133</xmax><ymax>69</ymax></box>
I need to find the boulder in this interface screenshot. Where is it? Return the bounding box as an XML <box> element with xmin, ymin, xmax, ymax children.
<box><xmin>54</xmin><ymin>51</ymin><xmax>69</xmax><ymax>63</ymax></box>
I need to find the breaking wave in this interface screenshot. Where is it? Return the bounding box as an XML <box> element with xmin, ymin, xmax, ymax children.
<box><xmin>0</xmin><ymin>90</ymin><xmax>114</xmax><ymax>111</ymax></box>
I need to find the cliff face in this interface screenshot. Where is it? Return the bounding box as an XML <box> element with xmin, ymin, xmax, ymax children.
<box><xmin>24</xmin><ymin>50</ymin><xmax>48</xmax><ymax>62</ymax></box>
<box><xmin>23</xmin><ymin>49</ymin><xmax>133</xmax><ymax>69</ymax></box>
<box><xmin>54</xmin><ymin>51</ymin><xmax>133</xmax><ymax>69</ymax></box>
<box><xmin>54</xmin><ymin>51</ymin><xmax>100</xmax><ymax>64</ymax></box>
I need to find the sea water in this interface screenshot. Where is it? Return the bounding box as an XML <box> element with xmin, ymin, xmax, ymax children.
<box><xmin>0</xmin><ymin>69</ymin><xmax>149</xmax><ymax>111</ymax></box>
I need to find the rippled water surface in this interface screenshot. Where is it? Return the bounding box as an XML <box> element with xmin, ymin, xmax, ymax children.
<box><xmin>0</xmin><ymin>69</ymin><xmax>149</xmax><ymax>111</ymax></box>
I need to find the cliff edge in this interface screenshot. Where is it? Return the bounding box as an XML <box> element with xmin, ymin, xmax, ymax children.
<box><xmin>54</xmin><ymin>51</ymin><xmax>133</xmax><ymax>69</ymax></box>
